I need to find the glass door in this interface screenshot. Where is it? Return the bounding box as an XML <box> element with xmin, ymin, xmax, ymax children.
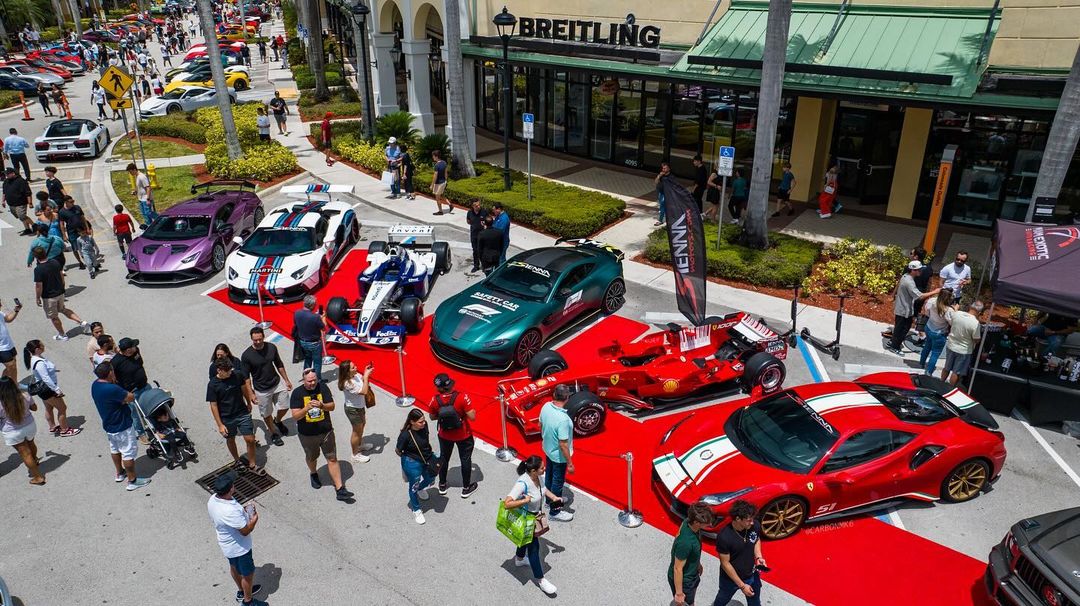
<box><xmin>641</xmin><ymin>90</ymin><xmax>669</xmax><ymax>171</ymax></box>
<box><xmin>831</xmin><ymin>108</ymin><xmax>902</xmax><ymax>204</ymax></box>
<box><xmin>547</xmin><ymin>71</ymin><xmax>567</xmax><ymax>151</ymax></box>
<box><xmin>591</xmin><ymin>84</ymin><xmax>614</xmax><ymax>161</ymax></box>
<box><xmin>566</xmin><ymin>73</ymin><xmax>589</xmax><ymax>156</ymax></box>
<box><xmin>615</xmin><ymin>83</ymin><xmax>643</xmax><ymax>169</ymax></box>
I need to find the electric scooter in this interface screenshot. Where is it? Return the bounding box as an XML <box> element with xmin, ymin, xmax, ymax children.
<box><xmin>780</xmin><ymin>284</ymin><xmax>801</xmax><ymax>347</ymax></box>
<box><xmin>800</xmin><ymin>293</ymin><xmax>849</xmax><ymax>361</ymax></box>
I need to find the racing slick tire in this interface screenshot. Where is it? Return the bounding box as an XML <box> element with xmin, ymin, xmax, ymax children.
<box><xmin>210</xmin><ymin>242</ymin><xmax>226</xmax><ymax>272</ymax></box>
<box><xmin>326</xmin><ymin>296</ymin><xmax>350</xmax><ymax>324</ymax></box>
<box><xmin>528</xmin><ymin>349</ymin><xmax>567</xmax><ymax>380</ymax></box>
<box><xmin>368</xmin><ymin>240</ymin><xmax>387</xmax><ymax>255</ymax></box>
<box><xmin>601</xmin><ymin>278</ymin><xmax>626</xmax><ymax>314</ymax></box>
<box><xmin>400</xmin><ymin>297</ymin><xmax>424</xmax><ymax>333</ymax></box>
<box><xmin>566</xmin><ymin>390</ymin><xmax>606</xmax><ymax>436</ymax></box>
<box><xmin>742</xmin><ymin>352</ymin><xmax>786</xmax><ymax>394</ymax></box>
<box><xmin>759</xmin><ymin>496</ymin><xmax>808</xmax><ymax>540</ymax></box>
<box><xmin>432</xmin><ymin>241</ymin><xmax>451</xmax><ymax>275</ymax></box>
<box><xmin>940</xmin><ymin>458</ymin><xmax>990</xmax><ymax>503</ymax></box>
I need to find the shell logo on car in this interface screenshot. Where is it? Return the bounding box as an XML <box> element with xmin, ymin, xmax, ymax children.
<box><xmin>663</xmin><ymin>379</ymin><xmax>679</xmax><ymax>392</ymax></box>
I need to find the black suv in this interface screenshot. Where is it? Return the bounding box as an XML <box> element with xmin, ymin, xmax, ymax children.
<box><xmin>987</xmin><ymin>507</ymin><xmax>1080</xmax><ymax>605</ymax></box>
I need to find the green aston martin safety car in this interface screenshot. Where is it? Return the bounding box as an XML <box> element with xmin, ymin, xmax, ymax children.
<box><xmin>430</xmin><ymin>239</ymin><xmax>626</xmax><ymax>371</ymax></box>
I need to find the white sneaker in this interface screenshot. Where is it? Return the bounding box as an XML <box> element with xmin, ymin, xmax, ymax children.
<box><xmin>114</xmin><ymin>472</ymin><xmax>126</xmax><ymax>483</ymax></box>
<box><xmin>514</xmin><ymin>557</ymin><xmax>529</xmax><ymax>568</ymax></box>
<box><xmin>819</xmin><ymin>213</ymin><xmax>832</xmax><ymax>219</ymax></box>
<box><xmin>417</xmin><ymin>488</ymin><xmax>430</xmax><ymax>500</ymax></box>
<box><xmin>412</xmin><ymin>509</ymin><xmax>426</xmax><ymax>525</ymax></box>
<box><xmin>81</xmin><ymin>322</ymin><xmax>92</xmax><ymax>334</ymax></box>
<box><xmin>537</xmin><ymin>578</ymin><xmax>557</xmax><ymax>595</ymax></box>
<box><xmin>53</xmin><ymin>334</ymin><xmax>69</xmax><ymax>341</ymax></box>
<box><xmin>351</xmin><ymin>452</ymin><xmax>370</xmax><ymax>464</ymax></box>
<box><xmin>550</xmin><ymin>510</ymin><xmax>574</xmax><ymax>522</ymax></box>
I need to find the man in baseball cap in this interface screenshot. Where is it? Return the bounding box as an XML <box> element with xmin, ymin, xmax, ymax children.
<box><xmin>423</xmin><ymin>372</ymin><xmax>478</xmax><ymax>498</ymax></box>
<box><xmin>385</xmin><ymin>136</ymin><xmax>402</xmax><ymax>199</ymax></box>
<box><xmin>887</xmin><ymin>260</ymin><xmax>941</xmax><ymax>355</ymax></box>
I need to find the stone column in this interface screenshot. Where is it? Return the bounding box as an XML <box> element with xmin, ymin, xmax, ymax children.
<box><xmin>886</xmin><ymin>107</ymin><xmax>934</xmax><ymax>219</ymax></box>
<box><xmin>788</xmin><ymin>96</ymin><xmax>838</xmax><ymax>203</ymax></box>
<box><xmin>371</xmin><ymin>32</ymin><xmax>400</xmax><ymax>116</ymax></box>
<box><xmin>402</xmin><ymin>38</ymin><xmax>434</xmax><ymax>134</ymax></box>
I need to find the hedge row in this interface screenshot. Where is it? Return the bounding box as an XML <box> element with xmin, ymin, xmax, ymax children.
<box><xmin>138</xmin><ymin>115</ymin><xmax>208</xmax><ymax>144</ymax></box>
<box><xmin>204</xmin><ymin>141</ymin><xmax>298</xmax><ymax>182</ymax></box>
<box><xmin>643</xmin><ymin>224</ymin><xmax>821</xmax><ymax>287</ymax></box>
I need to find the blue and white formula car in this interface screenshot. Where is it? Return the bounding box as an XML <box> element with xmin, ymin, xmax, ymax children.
<box><xmin>325</xmin><ymin>224</ymin><xmax>451</xmax><ymax>345</ymax></box>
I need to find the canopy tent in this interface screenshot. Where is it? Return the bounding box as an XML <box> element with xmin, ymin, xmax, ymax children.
<box><xmin>990</xmin><ymin>220</ymin><xmax>1080</xmax><ymax>317</ymax></box>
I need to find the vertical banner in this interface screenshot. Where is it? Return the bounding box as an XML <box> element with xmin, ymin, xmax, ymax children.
<box><xmin>923</xmin><ymin>144</ymin><xmax>958</xmax><ymax>254</ymax></box>
<box><xmin>660</xmin><ymin>177</ymin><xmax>707</xmax><ymax>326</ymax></box>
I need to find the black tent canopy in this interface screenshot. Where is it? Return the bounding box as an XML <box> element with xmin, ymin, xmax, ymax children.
<box><xmin>990</xmin><ymin>219</ymin><xmax>1080</xmax><ymax>317</ymax></box>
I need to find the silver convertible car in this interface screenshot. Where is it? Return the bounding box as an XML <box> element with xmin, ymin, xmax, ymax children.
<box><xmin>138</xmin><ymin>85</ymin><xmax>236</xmax><ymax>117</ymax></box>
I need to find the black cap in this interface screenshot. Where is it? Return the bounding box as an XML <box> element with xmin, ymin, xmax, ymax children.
<box><xmin>433</xmin><ymin>373</ymin><xmax>454</xmax><ymax>390</ymax></box>
<box><xmin>4</xmin><ymin>167</ymin><xmax>14</xmax><ymax>174</ymax></box>
<box><xmin>118</xmin><ymin>337</ymin><xmax>139</xmax><ymax>350</ymax></box>
<box><xmin>213</xmin><ymin>471</ymin><xmax>237</xmax><ymax>494</ymax></box>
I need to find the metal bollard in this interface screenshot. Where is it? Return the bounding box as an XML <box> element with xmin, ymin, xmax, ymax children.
<box><xmin>617</xmin><ymin>452</ymin><xmax>644</xmax><ymax>528</ymax></box>
<box><xmin>495</xmin><ymin>389</ymin><xmax>518</xmax><ymax>463</ymax></box>
<box><xmin>394</xmin><ymin>346</ymin><xmax>416</xmax><ymax>408</ymax></box>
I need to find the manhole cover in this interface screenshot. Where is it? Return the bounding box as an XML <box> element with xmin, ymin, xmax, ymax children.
<box><xmin>195</xmin><ymin>463</ymin><xmax>279</xmax><ymax>504</ymax></box>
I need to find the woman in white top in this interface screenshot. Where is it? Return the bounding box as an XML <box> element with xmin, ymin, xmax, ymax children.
<box><xmin>503</xmin><ymin>455</ymin><xmax>564</xmax><ymax>596</ymax></box>
<box><xmin>0</xmin><ymin>375</ymin><xmax>44</xmax><ymax>484</ymax></box>
<box><xmin>337</xmin><ymin>360</ymin><xmax>374</xmax><ymax>464</ymax></box>
<box><xmin>918</xmin><ymin>294</ymin><xmax>953</xmax><ymax>376</ymax></box>
<box><xmin>23</xmin><ymin>339</ymin><xmax>81</xmax><ymax>437</ymax></box>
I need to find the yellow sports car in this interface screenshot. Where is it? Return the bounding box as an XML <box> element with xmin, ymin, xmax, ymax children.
<box><xmin>164</xmin><ymin>70</ymin><xmax>250</xmax><ymax>93</ymax></box>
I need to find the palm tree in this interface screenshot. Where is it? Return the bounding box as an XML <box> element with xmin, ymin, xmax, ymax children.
<box><xmin>443</xmin><ymin>0</ymin><xmax>475</xmax><ymax>177</ymax></box>
<box><xmin>302</xmin><ymin>0</ymin><xmax>331</xmax><ymax>101</ymax></box>
<box><xmin>3</xmin><ymin>0</ymin><xmax>49</xmax><ymax>31</ymax></box>
<box><xmin>1028</xmin><ymin>45</ymin><xmax>1080</xmax><ymax>222</ymax></box>
<box><xmin>69</xmin><ymin>0</ymin><xmax>84</xmax><ymax>38</ymax></box>
<box><xmin>743</xmin><ymin>0</ymin><xmax>792</xmax><ymax>249</ymax></box>
<box><xmin>195</xmin><ymin>0</ymin><xmax>243</xmax><ymax>160</ymax></box>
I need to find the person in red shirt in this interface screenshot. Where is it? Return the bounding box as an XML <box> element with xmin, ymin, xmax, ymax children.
<box><xmin>422</xmin><ymin>373</ymin><xmax>478</xmax><ymax>498</ymax></box>
<box><xmin>321</xmin><ymin>112</ymin><xmax>334</xmax><ymax>167</ymax></box>
<box><xmin>112</xmin><ymin>204</ymin><xmax>135</xmax><ymax>255</ymax></box>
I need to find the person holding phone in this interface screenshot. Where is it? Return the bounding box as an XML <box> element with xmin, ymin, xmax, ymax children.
<box><xmin>0</xmin><ymin>298</ymin><xmax>22</xmax><ymax>381</ymax></box>
<box><xmin>713</xmin><ymin>500</ymin><xmax>766</xmax><ymax>606</ymax></box>
<box><xmin>207</xmin><ymin>471</ymin><xmax>267</xmax><ymax>606</ymax></box>
<box><xmin>338</xmin><ymin>360</ymin><xmax>374</xmax><ymax>464</ymax></box>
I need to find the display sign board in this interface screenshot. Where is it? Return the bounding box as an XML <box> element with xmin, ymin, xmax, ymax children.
<box><xmin>522</xmin><ymin>112</ymin><xmax>534</xmax><ymax>140</ymax></box>
<box><xmin>923</xmin><ymin>144</ymin><xmax>959</xmax><ymax>253</ymax></box>
<box><xmin>1032</xmin><ymin>196</ymin><xmax>1058</xmax><ymax>224</ymax></box>
<box><xmin>108</xmin><ymin>97</ymin><xmax>134</xmax><ymax>110</ymax></box>
<box><xmin>99</xmin><ymin>66</ymin><xmax>133</xmax><ymax>98</ymax></box>
<box><xmin>717</xmin><ymin>146</ymin><xmax>735</xmax><ymax>177</ymax></box>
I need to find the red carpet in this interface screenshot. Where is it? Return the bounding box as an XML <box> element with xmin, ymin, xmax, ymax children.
<box><xmin>208</xmin><ymin>257</ymin><xmax>994</xmax><ymax>606</ymax></box>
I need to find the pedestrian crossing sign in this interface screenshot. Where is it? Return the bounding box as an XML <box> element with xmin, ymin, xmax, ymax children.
<box><xmin>99</xmin><ymin>66</ymin><xmax>134</xmax><ymax>98</ymax></box>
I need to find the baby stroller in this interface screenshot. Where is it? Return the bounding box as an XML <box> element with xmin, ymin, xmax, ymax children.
<box><xmin>134</xmin><ymin>387</ymin><xmax>197</xmax><ymax>469</ymax></box>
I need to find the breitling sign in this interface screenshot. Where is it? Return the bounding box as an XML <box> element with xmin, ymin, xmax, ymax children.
<box><xmin>517</xmin><ymin>15</ymin><xmax>661</xmax><ymax>48</ymax></box>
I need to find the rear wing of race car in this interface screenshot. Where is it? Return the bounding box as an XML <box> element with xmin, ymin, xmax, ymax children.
<box><xmin>387</xmin><ymin>224</ymin><xmax>436</xmax><ymax>247</ymax></box>
<box><xmin>281</xmin><ymin>183</ymin><xmax>354</xmax><ymax>203</ymax></box>
<box><xmin>189</xmin><ymin>180</ymin><xmax>257</xmax><ymax>195</ymax></box>
<box><xmin>554</xmin><ymin>237</ymin><xmax>625</xmax><ymax>261</ymax></box>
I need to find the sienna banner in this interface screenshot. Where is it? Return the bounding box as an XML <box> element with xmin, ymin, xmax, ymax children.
<box><xmin>660</xmin><ymin>176</ymin><xmax>707</xmax><ymax>326</ymax></box>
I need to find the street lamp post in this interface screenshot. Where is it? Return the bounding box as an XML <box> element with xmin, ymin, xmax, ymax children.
<box><xmin>350</xmin><ymin>0</ymin><xmax>376</xmax><ymax>141</ymax></box>
<box><xmin>493</xmin><ymin>6</ymin><xmax>516</xmax><ymax>191</ymax></box>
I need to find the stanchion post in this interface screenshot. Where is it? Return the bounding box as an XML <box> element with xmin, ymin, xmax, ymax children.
<box><xmin>617</xmin><ymin>452</ymin><xmax>643</xmax><ymax>528</ymax></box>
<box><xmin>254</xmin><ymin>284</ymin><xmax>272</xmax><ymax>330</ymax></box>
<box><xmin>394</xmin><ymin>346</ymin><xmax>416</xmax><ymax>408</ymax></box>
<box><xmin>495</xmin><ymin>388</ymin><xmax>518</xmax><ymax>462</ymax></box>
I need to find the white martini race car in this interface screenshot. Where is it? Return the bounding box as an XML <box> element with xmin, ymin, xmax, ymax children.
<box><xmin>225</xmin><ymin>184</ymin><xmax>360</xmax><ymax>304</ymax></box>
<box><xmin>326</xmin><ymin>225</ymin><xmax>451</xmax><ymax>345</ymax></box>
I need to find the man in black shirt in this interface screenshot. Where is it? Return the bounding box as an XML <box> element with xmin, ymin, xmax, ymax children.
<box><xmin>476</xmin><ymin>216</ymin><xmax>504</xmax><ymax>276</ymax></box>
<box><xmin>241</xmin><ymin>326</ymin><xmax>293</xmax><ymax>447</ymax></box>
<box><xmin>290</xmin><ymin>369</ymin><xmax>351</xmax><ymax>501</ymax></box>
<box><xmin>207</xmin><ymin>357</ymin><xmax>261</xmax><ymax>472</ymax></box>
<box><xmin>714</xmin><ymin>500</ymin><xmax>765</xmax><ymax>606</ymax></box>
<box><xmin>58</xmin><ymin>196</ymin><xmax>87</xmax><ymax>268</ymax></box>
<box><xmin>112</xmin><ymin>337</ymin><xmax>149</xmax><ymax>393</ymax></box>
<box><xmin>466</xmin><ymin>200</ymin><xmax>488</xmax><ymax>273</ymax></box>
<box><xmin>2</xmin><ymin>167</ymin><xmax>34</xmax><ymax>234</ymax></box>
<box><xmin>43</xmin><ymin>166</ymin><xmax>66</xmax><ymax>207</ymax></box>
<box><xmin>691</xmin><ymin>154</ymin><xmax>708</xmax><ymax>214</ymax></box>
<box><xmin>33</xmin><ymin>248</ymin><xmax>89</xmax><ymax>341</ymax></box>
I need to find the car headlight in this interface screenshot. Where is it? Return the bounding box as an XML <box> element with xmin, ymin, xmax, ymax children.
<box><xmin>482</xmin><ymin>339</ymin><xmax>510</xmax><ymax>349</ymax></box>
<box><xmin>228</xmin><ymin>267</ymin><xmax>238</xmax><ymax>280</ymax></box>
<box><xmin>180</xmin><ymin>252</ymin><xmax>199</xmax><ymax>264</ymax></box>
<box><xmin>291</xmin><ymin>267</ymin><xmax>307</xmax><ymax>280</ymax></box>
<box><xmin>700</xmin><ymin>487</ymin><xmax>753</xmax><ymax>506</ymax></box>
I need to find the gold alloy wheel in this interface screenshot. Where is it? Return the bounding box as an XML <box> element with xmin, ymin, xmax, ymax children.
<box><xmin>759</xmin><ymin>497</ymin><xmax>806</xmax><ymax>540</ymax></box>
<box><xmin>945</xmin><ymin>460</ymin><xmax>988</xmax><ymax>502</ymax></box>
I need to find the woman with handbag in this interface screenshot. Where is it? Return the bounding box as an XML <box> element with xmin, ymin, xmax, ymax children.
<box><xmin>0</xmin><ymin>376</ymin><xmax>44</xmax><ymax>485</ymax></box>
<box><xmin>23</xmin><ymin>339</ymin><xmax>81</xmax><ymax>437</ymax></box>
<box><xmin>503</xmin><ymin>455</ymin><xmax>563</xmax><ymax>596</ymax></box>
<box><xmin>395</xmin><ymin>408</ymin><xmax>438</xmax><ymax>524</ymax></box>
<box><xmin>338</xmin><ymin>360</ymin><xmax>374</xmax><ymax>464</ymax></box>
<box><xmin>818</xmin><ymin>165</ymin><xmax>839</xmax><ymax>218</ymax></box>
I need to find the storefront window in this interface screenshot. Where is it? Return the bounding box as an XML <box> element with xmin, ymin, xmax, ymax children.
<box><xmin>478</xmin><ymin>63</ymin><xmax>499</xmax><ymax>133</ymax></box>
<box><xmin>527</xmin><ymin>68</ymin><xmax>547</xmax><ymax>146</ymax></box>
<box><xmin>615</xmin><ymin>79</ymin><xmax>643</xmax><ymax>169</ymax></box>
<box><xmin>591</xmin><ymin>78</ymin><xmax>616</xmax><ymax>161</ymax></box>
<box><xmin>548</xmin><ymin>71</ymin><xmax>567</xmax><ymax>150</ymax></box>
<box><xmin>669</xmin><ymin>84</ymin><xmax>702</xmax><ymax>175</ymax></box>
<box><xmin>566</xmin><ymin>73</ymin><xmax>589</xmax><ymax>156</ymax></box>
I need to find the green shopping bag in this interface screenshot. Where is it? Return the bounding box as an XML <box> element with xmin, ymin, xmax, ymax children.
<box><xmin>496</xmin><ymin>500</ymin><xmax>536</xmax><ymax>548</ymax></box>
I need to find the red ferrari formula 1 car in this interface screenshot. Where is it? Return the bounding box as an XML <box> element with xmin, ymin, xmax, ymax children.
<box><xmin>652</xmin><ymin>372</ymin><xmax>1006</xmax><ymax>540</ymax></box>
<box><xmin>502</xmin><ymin>312</ymin><xmax>789</xmax><ymax>436</ymax></box>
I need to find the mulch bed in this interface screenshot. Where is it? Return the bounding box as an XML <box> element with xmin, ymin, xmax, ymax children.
<box><xmin>190</xmin><ymin>163</ymin><xmax>304</xmax><ymax>189</ymax></box>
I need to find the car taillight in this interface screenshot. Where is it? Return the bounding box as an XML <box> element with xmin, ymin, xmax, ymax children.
<box><xmin>35</xmin><ymin>142</ymin><xmax>49</xmax><ymax>150</ymax></box>
<box><xmin>74</xmin><ymin>139</ymin><xmax>90</xmax><ymax>149</ymax></box>
<box><xmin>1004</xmin><ymin>532</ymin><xmax>1020</xmax><ymax>562</ymax></box>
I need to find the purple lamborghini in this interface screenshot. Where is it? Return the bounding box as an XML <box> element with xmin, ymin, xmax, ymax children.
<box><xmin>125</xmin><ymin>181</ymin><xmax>264</xmax><ymax>284</ymax></box>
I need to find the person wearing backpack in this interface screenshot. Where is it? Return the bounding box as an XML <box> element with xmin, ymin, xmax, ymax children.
<box><xmin>503</xmin><ymin>455</ymin><xmax>563</xmax><ymax>596</ymax></box>
<box><xmin>422</xmin><ymin>373</ymin><xmax>478</xmax><ymax>498</ymax></box>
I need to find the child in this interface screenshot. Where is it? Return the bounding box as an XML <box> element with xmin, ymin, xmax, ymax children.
<box><xmin>77</xmin><ymin>223</ymin><xmax>101</xmax><ymax>279</ymax></box>
<box><xmin>113</xmin><ymin>204</ymin><xmax>135</xmax><ymax>255</ymax></box>
<box><xmin>772</xmin><ymin>162</ymin><xmax>796</xmax><ymax>217</ymax></box>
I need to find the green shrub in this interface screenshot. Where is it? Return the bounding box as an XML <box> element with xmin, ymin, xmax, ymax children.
<box><xmin>283</xmin><ymin>0</ymin><xmax>298</xmax><ymax>33</ymax></box>
<box><xmin>204</xmin><ymin>141</ymin><xmax>298</xmax><ymax>181</ymax></box>
<box><xmin>286</xmin><ymin>38</ymin><xmax>305</xmax><ymax>66</ymax></box>
<box><xmin>375</xmin><ymin>111</ymin><xmax>418</xmax><ymax>146</ymax></box>
<box><xmin>138</xmin><ymin>115</ymin><xmax>207</xmax><ymax>144</ymax></box>
<box><xmin>803</xmin><ymin>237</ymin><xmax>906</xmax><ymax>296</ymax></box>
<box><xmin>414</xmin><ymin>133</ymin><xmax>451</xmax><ymax>167</ymax></box>
<box><xmin>194</xmin><ymin>103</ymin><xmax>260</xmax><ymax>145</ymax></box>
<box><xmin>0</xmin><ymin>91</ymin><xmax>21</xmax><ymax>109</ymax></box>
<box><xmin>644</xmin><ymin>225</ymin><xmax>821</xmax><ymax>288</ymax></box>
<box><xmin>298</xmin><ymin>87</ymin><xmax>358</xmax><ymax>107</ymax></box>
<box><xmin>291</xmin><ymin>65</ymin><xmax>343</xmax><ymax>90</ymax></box>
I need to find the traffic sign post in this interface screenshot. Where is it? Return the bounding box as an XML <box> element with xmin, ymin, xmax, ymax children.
<box><xmin>99</xmin><ymin>65</ymin><xmax>134</xmax><ymax>99</ymax></box>
<box><xmin>523</xmin><ymin>113</ymin><xmax>534</xmax><ymax>201</ymax></box>
<box><xmin>108</xmin><ymin>98</ymin><xmax>134</xmax><ymax>110</ymax></box>
<box><xmin>716</xmin><ymin>146</ymin><xmax>735</xmax><ymax>249</ymax></box>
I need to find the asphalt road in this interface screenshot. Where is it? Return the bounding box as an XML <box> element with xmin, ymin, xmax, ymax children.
<box><xmin>2</xmin><ymin>22</ymin><xmax>1080</xmax><ymax>606</ymax></box>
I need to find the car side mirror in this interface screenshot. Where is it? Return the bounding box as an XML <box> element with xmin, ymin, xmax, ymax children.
<box><xmin>557</xmin><ymin>287</ymin><xmax>571</xmax><ymax>299</ymax></box>
<box><xmin>232</xmin><ymin>236</ymin><xmax>243</xmax><ymax>245</ymax></box>
<box><xmin>825</xmin><ymin>472</ymin><xmax>856</xmax><ymax>486</ymax></box>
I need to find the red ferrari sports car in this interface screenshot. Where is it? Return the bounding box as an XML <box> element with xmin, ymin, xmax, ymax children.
<box><xmin>652</xmin><ymin>372</ymin><xmax>1006</xmax><ymax>540</ymax></box>
<box><xmin>502</xmin><ymin>312</ymin><xmax>788</xmax><ymax>436</ymax></box>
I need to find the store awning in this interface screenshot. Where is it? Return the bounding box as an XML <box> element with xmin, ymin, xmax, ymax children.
<box><xmin>671</xmin><ymin>1</ymin><xmax>1000</xmax><ymax>99</ymax></box>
